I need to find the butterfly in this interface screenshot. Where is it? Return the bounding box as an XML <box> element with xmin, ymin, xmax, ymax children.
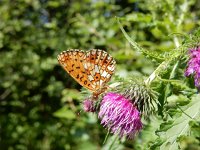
<box><xmin>57</xmin><ymin>49</ymin><xmax>116</xmax><ymax>99</ymax></box>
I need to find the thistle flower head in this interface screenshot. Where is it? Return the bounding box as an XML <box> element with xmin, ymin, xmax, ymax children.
<box><xmin>185</xmin><ymin>47</ymin><xmax>200</xmax><ymax>89</ymax></box>
<box><xmin>98</xmin><ymin>92</ymin><xmax>142</xmax><ymax>139</ymax></box>
<box><xmin>113</xmin><ymin>79</ymin><xmax>158</xmax><ymax>117</ymax></box>
<box><xmin>83</xmin><ymin>99</ymin><xmax>96</xmax><ymax>112</ymax></box>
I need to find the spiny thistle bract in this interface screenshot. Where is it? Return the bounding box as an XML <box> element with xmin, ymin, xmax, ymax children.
<box><xmin>113</xmin><ymin>79</ymin><xmax>159</xmax><ymax>117</ymax></box>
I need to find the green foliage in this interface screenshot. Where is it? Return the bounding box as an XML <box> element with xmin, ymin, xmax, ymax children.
<box><xmin>150</xmin><ymin>94</ymin><xmax>200</xmax><ymax>150</ymax></box>
<box><xmin>0</xmin><ymin>0</ymin><xmax>200</xmax><ymax>149</ymax></box>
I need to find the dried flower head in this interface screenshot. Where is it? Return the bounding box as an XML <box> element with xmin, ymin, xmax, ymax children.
<box><xmin>98</xmin><ymin>92</ymin><xmax>142</xmax><ymax>139</ymax></box>
<box><xmin>185</xmin><ymin>47</ymin><xmax>200</xmax><ymax>89</ymax></box>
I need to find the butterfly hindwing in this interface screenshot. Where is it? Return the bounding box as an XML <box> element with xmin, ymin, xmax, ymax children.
<box><xmin>85</xmin><ymin>49</ymin><xmax>116</xmax><ymax>89</ymax></box>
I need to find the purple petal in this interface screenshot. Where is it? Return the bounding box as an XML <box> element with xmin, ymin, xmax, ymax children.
<box><xmin>185</xmin><ymin>47</ymin><xmax>200</xmax><ymax>88</ymax></box>
<box><xmin>98</xmin><ymin>92</ymin><xmax>142</xmax><ymax>139</ymax></box>
<box><xmin>83</xmin><ymin>99</ymin><xmax>95</xmax><ymax>112</ymax></box>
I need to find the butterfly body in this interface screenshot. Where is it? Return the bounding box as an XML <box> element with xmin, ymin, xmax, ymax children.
<box><xmin>57</xmin><ymin>49</ymin><xmax>116</xmax><ymax>99</ymax></box>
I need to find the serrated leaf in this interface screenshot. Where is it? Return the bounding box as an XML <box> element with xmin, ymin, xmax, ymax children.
<box><xmin>160</xmin><ymin>94</ymin><xmax>200</xmax><ymax>150</ymax></box>
<box><xmin>116</xmin><ymin>17</ymin><xmax>141</xmax><ymax>52</ymax></box>
<box><xmin>116</xmin><ymin>17</ymin><xmax>167</xmax><ymax>61</ymax></box>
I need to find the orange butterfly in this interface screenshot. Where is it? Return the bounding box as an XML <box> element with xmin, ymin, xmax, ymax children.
<box><xmin>57</xmin><ymin>49</ymin><xmax>116</xmax><ymax>99</ymax></box>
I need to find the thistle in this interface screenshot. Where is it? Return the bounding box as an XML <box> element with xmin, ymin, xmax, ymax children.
<box><xmin>113</xmin><ymin>79</ymin><xmax>159</xmax><ymax>117</ymax></box>
<box><xmin>83</xmin><ymin>78</ymin><xmax>159</xmax><ymax>139</ymax></box>
<box><xmin>83</xmin><ymin>99</ymin><xmax>96</xmax><ymax>112</ymax></box>
<box><xmin>98</xmin><ymin>92</ymin><xmax>143</xmax><ymax>139</ymax></box>
<box><xmin>185</xmin><ymin>46</ymin><xmax>200</xmax><ymax>89</ymax></box>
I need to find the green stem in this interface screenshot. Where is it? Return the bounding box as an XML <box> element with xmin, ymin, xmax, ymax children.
<box><xmin>108</xmin><ymin>135</ymin><xmax>118</xmax><ymax>150</ymax></box>
<box><xmin>103</xmin><ymin>131</ymin><xmax>110</xmax><ymax>145</ymax></box>
<box><xmin>145</xmin><ymin>61</ymin><xmax>169</xmax><ymax>85</ymax></box>
<box><xmin>145</xmin><ymin>32</ymin><xmax>181</xmax><ymax>85</ymax></box>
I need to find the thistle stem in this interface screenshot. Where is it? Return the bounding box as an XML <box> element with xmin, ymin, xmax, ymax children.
<box><xmin>108</xmin><ymin>135</ymin><xmax>118</xmax><ymax>150</ymax></box>
<box><xmin>145</xmin><ymin>60</ymin><xmax>169</xmax><ymax>85</ymax></box>
<box><xmin>103</xmin><ymin>132</ymin><xmax>110</xmax><ymax>145</ymax></box>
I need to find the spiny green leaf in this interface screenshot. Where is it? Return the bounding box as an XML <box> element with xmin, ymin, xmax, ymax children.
<box><xmin>158</xmin><ymin>94</ymin><xmax>200</xmax><ymax>150</ymax></box>
<box><xmin>116</xmin><ymin>17</ymin><xmax>172</xmax><ymax>61</ymax></box>
<box><xmin>116</xmin><ymin>17</ymin><xmax>142</xmax><ymax>52</ymax></box>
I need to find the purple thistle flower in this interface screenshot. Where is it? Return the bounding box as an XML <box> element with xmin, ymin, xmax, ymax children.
<box><xmin>98</xmin><ymin>92</ymin><xmax>143</xmax><ymax>139</ymax></box>
<box><xmin>185</xmin><ymin>47</ymin><xmax>200</xmax><ymax>89</ymax></box>
<box><xmin>83</xmin><ymin>99</ymin><xmax>95</xmax><ymax>112</ymax></box>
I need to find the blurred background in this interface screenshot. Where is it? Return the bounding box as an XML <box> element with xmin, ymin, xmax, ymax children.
<box><xmin>0</xmin><ymin>0</ymin><xmax>199</xmax><ymax>149</ymax></box>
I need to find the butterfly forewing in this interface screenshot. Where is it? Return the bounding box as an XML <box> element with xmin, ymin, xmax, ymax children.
<box><xmin>58</xmin><ymin>50</ymin><xmax>94</xmax><ymax>91</ymax></box>
<box><xmin>58</xmin><ymin>49</ymin><xmax>116</xmax><ymax>94</ymax></box>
